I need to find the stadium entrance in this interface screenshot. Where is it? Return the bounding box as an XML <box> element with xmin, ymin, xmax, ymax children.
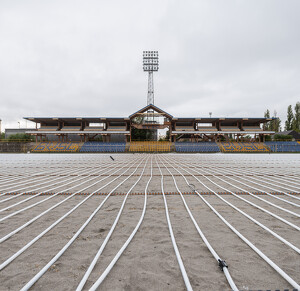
<box><xmin>129</xmin><ymin>104</ymin><xmax>172</xmax><ymax>141</ymax></box>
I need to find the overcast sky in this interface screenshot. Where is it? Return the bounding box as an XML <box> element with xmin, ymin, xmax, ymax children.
<box><xmin>0</xmin><ymin>0</ymin><xmax>299</xmax><ymax>130</ymax></box>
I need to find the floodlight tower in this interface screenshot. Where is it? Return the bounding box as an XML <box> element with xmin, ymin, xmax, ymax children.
<box><xmin>143</xmin><ymin>51</ymin><xmax>159</xmax><ymax>105</ymax></box>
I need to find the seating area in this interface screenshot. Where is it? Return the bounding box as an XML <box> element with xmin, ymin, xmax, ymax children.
<box><xmin>220</xmin><ymin>126</ymin><xmax>240</xmax><ymax>132</ymax></box>
<box><xmin>80</xmin><ymin>142</ymin><xmax>126</xmax><ymax>152</ymax></box>
<box><xmin>30</xmin><ymin>141</ymin><xmax>300</xmax><ymax>153</ymax></box>
<box><xmin>175</xmin><ymin>126</ymin><xmax>195</xmax><ymax>131</ymax></box>
<box><xmin>175</xmin><ymin>142</ymin><xmax>220</xmax><ymax>152</ymax></box>
<box><xmin>38</xmin><ymin>126</ymin><xmax>58</xmax><ymax>131</ymax></box>
<box><xmin>84</xmin><ymin>126</ymin><xmax>104</xmax><ymax>131</ymax></box>
<box><xmin>129</xmin><ymin>141</ymin><xmax>171</xmax><ymax>152</ymax></box>
<box><xmin>242</xmin><ymin>126</ymin><xmax>262</xmax><ymax>131</ymax></box>
<box><xmin>31</xmin><ymin>142</ymin><xmax>82</xmax><ymax>152</ymax></box>
<box><xmin>197</xmin><ymin>126</ymin><xmax>218</xmax><ymax>132</ymax></box>
<box><xmin>265</xmin><ymin>141</ymin><xmax>300</xmax><ymax>153</ymax></box>
<box><xmin>219</xmin><ymin>142</ymin><xmax>270</xmax><ymax>153</ymax></box>
<box><xmin>107</xmin><ymin>126</ymin><xmax>127</xmax><ymax>131</ymax></box>
<box><xmin>61</xmin><ymin>126</ymin><xmax>81</xmax><ymax>131</ymax></box>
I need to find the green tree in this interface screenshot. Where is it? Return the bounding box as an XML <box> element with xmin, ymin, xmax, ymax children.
<box><xmin>131</xmin><ymin>128</ymin><xmax>154</xmax><ymax>141</ymax></box>
<box><xmin>263</xmin><ymin>109</ymin><xmax>270</xmax><ymax>130</ymax></box>
<box><xmin>270</xmin><ymin>110</ymin><xmax>281</xmax><ymax>132</ymax></box>
<box><xmin>285</xmin><ymin>105</ymin><xmax>294</xmax><ymax>131</ymax></box>
<box><xmin>292</xmin><ymin>102</ymin><xmax>300</xmax><ymax>132</ymax></box>
<box><xmin>0</xmin><ymin>132</ymin><xmax>5</xmax><ymax>140</ymax></box>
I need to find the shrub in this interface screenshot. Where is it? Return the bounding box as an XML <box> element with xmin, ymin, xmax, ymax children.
<box><xmin>273</xmin><ymin>134</ymin><xmax>292</xmax><ymax>141</ymax></box>
<box><xmin>7</xmin><ymin>133</ymin><xmax>34</xmax><ymax>141</ymax></box>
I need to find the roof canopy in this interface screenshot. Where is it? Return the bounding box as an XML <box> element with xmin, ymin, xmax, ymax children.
<box><xmin>129</xmin><ymin>104</ymin><xmax>173</xmax><ymax>119</ymax></box>
<box><xmin>24</xmin><ymin>104</ymin><xmax>274</xmax><ymax>125</ymax></box>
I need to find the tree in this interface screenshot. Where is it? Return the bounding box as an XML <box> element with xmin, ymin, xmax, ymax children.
<box><xmin>263</xmin><ymin>109</ymin><xmax>270</xmax><ymax>130</ymax></box>
<box><xmin>285</xmin><ymin>105</ymin><xmax>294</xmax><ymax>131</ymax></box>
<box><xmin>0</xmin><ymin>132</ymin><xmax>5</xmax><ymax>140</ymax></box>
<box><xmin>292</xmin><ymin>102</ymin><xmax>300</xmax><ymax>132</ymax></box>
<box><xmin>270</xmin><ymin>110</ymin><xmax>281</xmax><ymax>132</ymax></box>
<box><xmin>131</xmin><ymin>128</ymin><xmax>154</xmax><ymax>141</ymax></box>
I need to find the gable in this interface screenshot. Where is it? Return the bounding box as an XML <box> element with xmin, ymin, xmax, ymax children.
<box><xmin>129</xmin><ymin>104</ymin><xmax>173</xmax><ymax>119</ymax></box>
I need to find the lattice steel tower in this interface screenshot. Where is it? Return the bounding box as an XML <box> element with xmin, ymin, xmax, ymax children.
<box><xmin>143</xmin><ymin>51</ymin><xmax>159</xmax><ymax>105</ymax></box>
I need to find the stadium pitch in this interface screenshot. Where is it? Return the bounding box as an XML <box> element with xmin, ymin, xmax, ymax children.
<box><xmin>0</xmin><ymin>153</ymin><xmax>299</xmax><ymax>290</ymax></box>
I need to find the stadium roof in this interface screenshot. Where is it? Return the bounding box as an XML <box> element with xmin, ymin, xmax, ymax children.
<box><xmin>24</xmin><ymin>105</ymin><xmax>275</xmax><ymax>124</ymax></box>
<box><xmin>129</xmin><ymin>104</ymin><xmax>173</xmax><ymax>119</ymax></box>
<box><xmin>24</xmin><ymin>117</ymin><xmax>129</xmax><ymax>123</ymax></box>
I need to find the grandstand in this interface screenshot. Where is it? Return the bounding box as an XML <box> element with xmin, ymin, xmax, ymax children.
<box><xmin>24</xmin><ymin>104</ymin><xmax>275</xmax><ymax>143</ymax></box>
<box><xmin>80</xmin><ymin>142</ymin><xmax>126</xmax><ymax>153</ymax></box>
<box><xmin>129</xmin><ymin>141</ymin><xmax>171</xmax><ymax>152</ymax></box>
<box><xmin>29</xmin><ymin>140</ymin><xmax>300</xmax><ymax>153</ymax></box>
<box><xmin>218</xmin><ymin>142</ymin><xmax>270</xmax><ymax>153</ymax></box>
<box><xmin>30</xmin><ymin>141</ymin><xmax>300</xmax><ymax>153</ymax></box>
<box><xmin>175</xmin><ymin>142</ymin><xmax>220</xmax><ymax>153</ymax></box>
<box><xmin>265</xmin><ymin>141</ymin><xmax>300</xmax><ymax>153</ymax></box>
<box><xmin>31</xmin><ymin>142</ymin><xmax>83</xmax><ymax>153</ymax></box>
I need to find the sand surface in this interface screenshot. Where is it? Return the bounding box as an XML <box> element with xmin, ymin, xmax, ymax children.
<box><xmin>0</xmin><ymin>153</ymin><xmax>299</xmax><ymax>291</ymax></box>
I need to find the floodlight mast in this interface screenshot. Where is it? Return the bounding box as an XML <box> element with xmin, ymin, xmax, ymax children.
<box><xmin>143</xmin><ymin>51</ymin><xmax>159</xmax><ymax>106</ymax></box>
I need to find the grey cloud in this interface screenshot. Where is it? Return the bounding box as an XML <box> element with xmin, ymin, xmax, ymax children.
<box><xmin>0</xmin><ymin>0</ymin><xmax>299</xmax><ymax>130</ymax></box>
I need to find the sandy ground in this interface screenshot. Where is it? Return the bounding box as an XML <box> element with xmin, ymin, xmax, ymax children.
<box><xmin>0</xmin><ymin>153</ymin><xmax>299</xmax><ymax>291</ymax></box>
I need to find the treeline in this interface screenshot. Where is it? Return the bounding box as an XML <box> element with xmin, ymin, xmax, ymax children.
<box><xmin>264</xmin><ymin>101</ymin><xmax>300</xmax><ymax>132</ymax></box>
<box><xmin>263</xmin><ymin>110</ymin><xmax>281</xmax><ymax>132</ymax></box>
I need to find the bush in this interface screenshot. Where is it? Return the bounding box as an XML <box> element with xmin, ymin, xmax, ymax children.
<box><xmin>273</xmin><ymin>134</ymin><xmax>293</xmax><ymax>141</ymax></box>
<box><xmin>265</xmin><ymin>135</ymin><xmax>272</xmax><ymax>141</ymax></box>
<box><xmin>7</xmin><ymin>133</ymin><xmax>34</xmax><ymax>141</ymax></box>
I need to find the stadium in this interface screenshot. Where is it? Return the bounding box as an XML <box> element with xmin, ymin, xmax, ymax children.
<box><xmin>18</xmin><ymin>52</ymin><xmax>300</xmax><ymax>154</ymax></box>
<box><xmin>0</xmin><ymin>51</ymin><xmax>299</xmax><ymax>291</ymax></box>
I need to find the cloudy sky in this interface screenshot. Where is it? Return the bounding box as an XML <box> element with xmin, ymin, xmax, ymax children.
<box><xmin>0</xmin><ymin>0</ymin><xmax>299</xmax><ymax>130</ymax></box>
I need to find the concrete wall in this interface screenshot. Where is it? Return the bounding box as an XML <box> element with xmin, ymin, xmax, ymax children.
<box><xmin>0</xmin><ymin>142</ymin><xmax>34</xmax><ymax>153</ymax></box>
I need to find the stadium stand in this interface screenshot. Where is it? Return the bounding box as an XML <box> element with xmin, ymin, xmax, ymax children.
<box><xmin>30</xmin><ymin>141</ymin><xmax>300</xmax><ymax>153</ymax></box>
<box><xmin>265</xmin><ymin>141</ymin><xmax>300</xmax><ymax>153</ymax></box>
<box><xmin>61</xmin><ymin>126</ymin><xmax>81</xmax><ymax>131</ymax></box>
<box><xmin>38</xmin><ymin>126</ymin><xmax>58</xmax><ymax>131</ymax></box>
<box><xmin>218</xmin><ymin>142</ymin><xmax>270</xmax><ymax>153</ymax></box>
<box><xmin>175</xmin><ymin>142</ymin><xmax>220</xmax><ymax>153</ymax></box>
<box><xmin>174</xmin><ymin>126</ymin><xmax>195</xmax><ymax>131</ymax></box>
<box><xmin>242</xmin><ymin>126</ymin><xmax>262</xmax><ymax>131</ymax></box>
<box><xmin>220</xmin><ymin>126</ymin><xmax>240</xmax><ymax>132</ymax></box>
<box><xmin>84</xmin><ymin>126</ymin><xmax>104</xmax><ymax>131</ymax></box>
<box><xmin>80</xmin><ymin>142</ymin><xmax>126</xmax><ymax>152</ymax></box>
<box><xmin>197</xmin><ymin>126</ymin><xmax>218</xmax><ymax>132</ymax></box>
<box><xmin>31</xmin><ymin>142</ymin><xmax>82</xmax><ymax>152</ymax></box>
<box><xmin>129</xmin><ymin>141</ymin><xmax>171</xmax><ymax>152</ymax></box>
<box><xmin>107</xmin><ymin>126</ymin><xmax>127</xmax><ymax>131</ymax></box>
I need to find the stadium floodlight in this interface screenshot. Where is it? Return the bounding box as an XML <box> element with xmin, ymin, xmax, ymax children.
<box><xmin>143</xmin><ymin>51</ymin><xmax>159</xmax><ymax>106</ymax></box>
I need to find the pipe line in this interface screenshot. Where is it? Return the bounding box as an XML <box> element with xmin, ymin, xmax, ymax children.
<box><xmin>79</xmin><ymin>156</ymin><xmax>150</xmax><ymax>291</ymax></box>
<box><xmin>0</xmin><ymin>156</ymin><xmax>144</xmax><ymax>272</ymax></box>
<box><xmin>156</xmin><ymin>156</ymin><xmax>193</xmax><ymax>291</ymax></box>
<box><xmin>19</xmin><ymin>156</ymin><xmax>146</xmax><ymax>291</ymax></box>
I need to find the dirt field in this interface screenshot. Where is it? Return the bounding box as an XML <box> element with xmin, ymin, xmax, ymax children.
<box><xmin>0</xmin><ymin>153</ymin><xmax>299</xmax><ymax>291</ymax></box>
